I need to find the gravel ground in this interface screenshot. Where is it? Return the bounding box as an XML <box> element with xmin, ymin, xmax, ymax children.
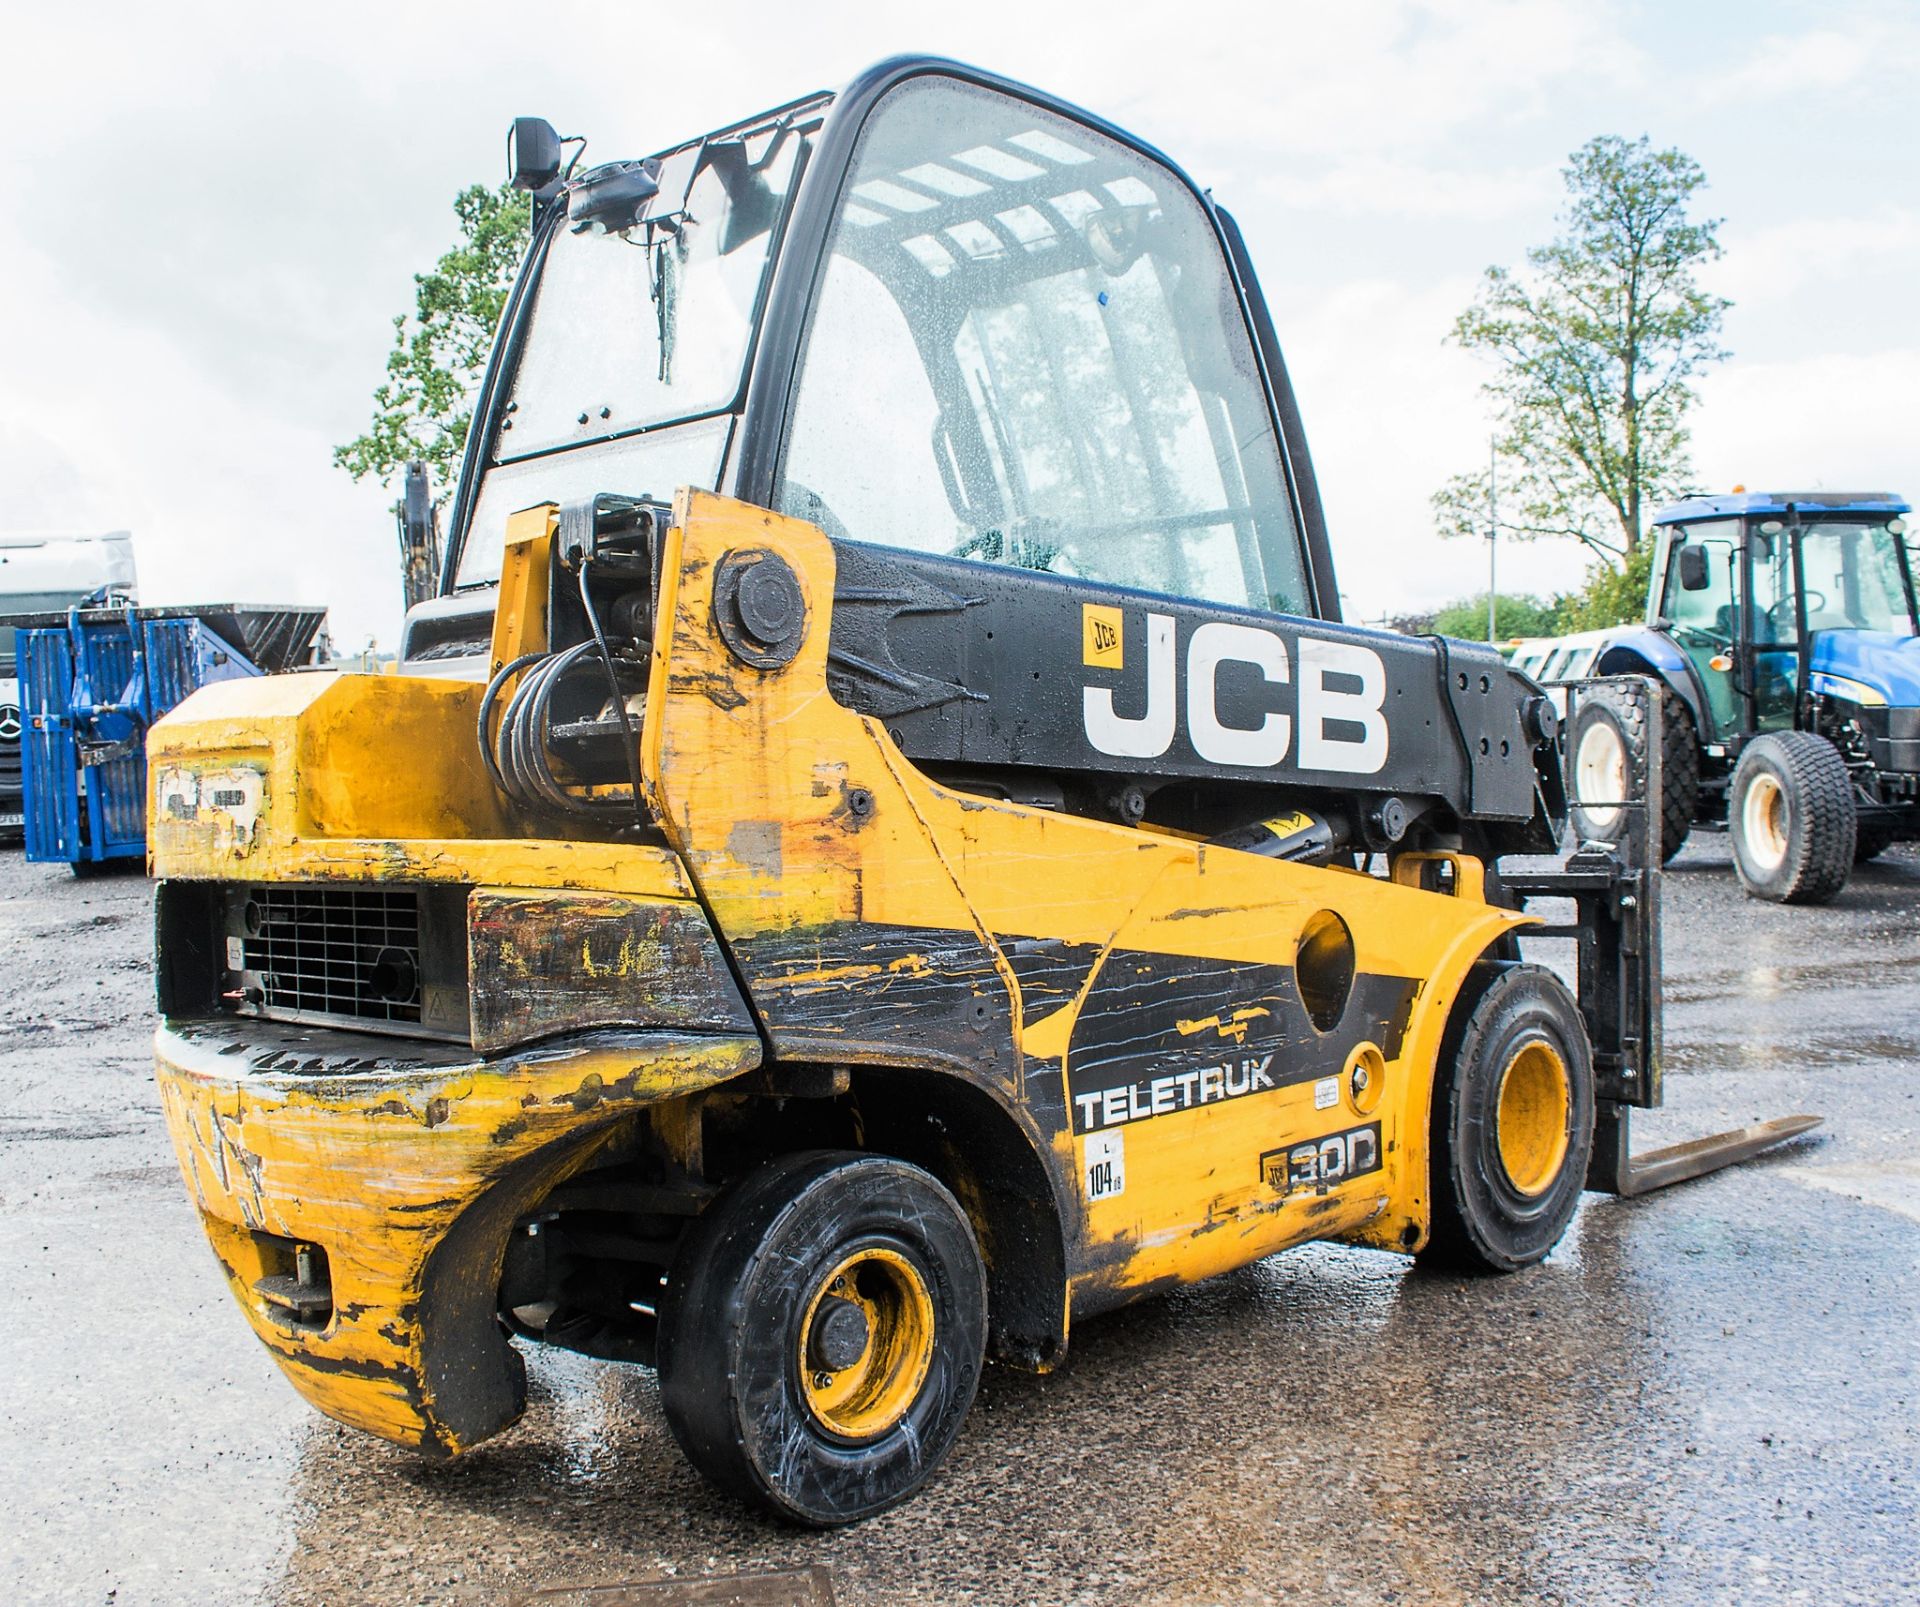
<box><xmin>1</xmin><ymin>835</ymin><xmax>1915</xmax><ymax>1606</ymax></box>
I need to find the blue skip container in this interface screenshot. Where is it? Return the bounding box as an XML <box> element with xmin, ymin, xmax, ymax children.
<box><xmin>18</xmin><ymin>604</ymin><xmax>326</xmax><ymax>869</ymax></box>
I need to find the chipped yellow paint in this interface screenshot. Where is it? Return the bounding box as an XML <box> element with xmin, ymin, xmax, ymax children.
<box><xmin>645</xmin><ymin>492</ymin><xmax>1535</xmax><ymax>1316</ymax></box>
<box><xmin>147</xmin><ymin>669</ymin><xmax>691</xmax><ymax>898</ymax></box>
<box><xmin>155</xmin><ymin>1025</ymin><xmax>759</xmax><ymax>1454</ymax></box>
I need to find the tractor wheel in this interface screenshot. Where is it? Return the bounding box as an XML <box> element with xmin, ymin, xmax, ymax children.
<box><xmin>1566</xmin><ymin>681</ymin><xmax>1698</xmax><ymax>862</ymax></box>
<box><xmin>657</xmin><ymin>1151</ymin><xmax>986</xmax><ymax>1526</ymax></box>
<box><xmin>1420</xmin><ymin>965</ymin><xmax>1595</xmax><ymax>1274</ymax></box>
<box><xmin>1728</xmin><ymin>733</ymin><xmax>1856</xmax><ymax>904</ymax></box>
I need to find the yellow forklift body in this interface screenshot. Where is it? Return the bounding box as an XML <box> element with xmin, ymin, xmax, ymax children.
<box><xmin>643</xmin><ymin>493</ymin><xmax>1534</xmax><ymax>1302</ymax></box>
<box><xmin>151</xmin><ymin>491</ymin><xmax>1532</xmax><ymax>1455</ymax></box>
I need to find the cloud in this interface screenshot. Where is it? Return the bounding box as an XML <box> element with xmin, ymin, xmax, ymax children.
<box><xmin>1256</xmin><ymin>157</ymin><xmax>1558</xmax><ymax>222</ymax></box>
<box><xmin>0</xmin><ymin>0</ymin><xmax>1910</xmax><ymax>650</ymax></box>
<box><xmin>1691</xmin><ymin>349</ymin><xmax>1920</xmax><ymax>499</ymax></box>
<box><xmin>1711</xmin><ymin>205</ymin><xmax>1920</xmax><ymax>309</ymax></box>
<box><xmin>1278</xmin><ymin>273</ymin><xmax>1595</xmax><ymax>620</ymax></box>
<box><xmin>1700</xmin><ymin>16</ymin><xmax>1920</xmax><ymax>103</ymax></box>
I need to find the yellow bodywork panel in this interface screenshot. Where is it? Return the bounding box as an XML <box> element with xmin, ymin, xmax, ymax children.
<box><xmin>645</xmin><ymin>493</ymin><xmax>1534</xmax><ymax>1323</ymax></box>
<box><xmin>147</xmin><ymin>668</ymin><xmax>690</xmax><ymax>898</ymax></box>
<box><xmin>157</xmin><ymin>1022</ymin><xmax>758</xmax><ymax>1455</ymax></box>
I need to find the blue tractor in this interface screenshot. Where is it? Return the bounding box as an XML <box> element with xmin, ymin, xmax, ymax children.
<box><xmin>1560</xmin><ymin>491</ymin><xmax>1915</xmax><ymax>903</ymax></box>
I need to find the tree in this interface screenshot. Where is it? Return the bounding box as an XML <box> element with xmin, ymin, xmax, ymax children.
<box><xmin>1554</xmin><ymin>539</ymin><xmax>1657</xmax><ymax>632</ymax></box>
<box><xmin>1432</xmin><ymin>592</ymin><xmax>1560</xmax><ymax>642</ymax></box>
<box><xmin>334</xmin><ymin>183</ymin><xmax>531</xmax><ymax>497</ymax></box>
<box><xmin>1433</xmin><ymin>135</ymin><xmax>1730</xmax><ymax>568</ymax></box>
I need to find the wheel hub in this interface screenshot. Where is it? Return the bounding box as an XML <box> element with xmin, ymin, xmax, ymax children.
<box><xmin>1494</xmin><ymin>1038</ymin><xmax>1571</xmax><ymax>1198</ymax></box>
<box><xmin>807</xmin><ymin>1296</ymin><xmax>871</xmax><ymax>1373</ymax></box>
<box><xmin>796</xmin><ymin>1246</ymin><xmax>936</xmax><ymax>1441</ymax></box>
<box><xmin>1575</xmin><ymin>720</ymin><xmax>1627</xmax><ymax>835</ymax></box>
<box><xmin>1741</xmin><ymin>772</ymin><xmax>1790</xmax><ymax>872</ymax></box>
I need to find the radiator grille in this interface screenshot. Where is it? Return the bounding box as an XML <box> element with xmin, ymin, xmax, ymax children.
<box><xmin>243</xmin><ymin>886</ymin><xmax>423</xmax><ymax>1025</ymax></box>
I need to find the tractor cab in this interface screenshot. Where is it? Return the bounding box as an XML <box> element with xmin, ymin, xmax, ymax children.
<box><xmin>1649</xmin><ymin>491</ymin><xmax>1916</xmax><ymax>745</ymax></box>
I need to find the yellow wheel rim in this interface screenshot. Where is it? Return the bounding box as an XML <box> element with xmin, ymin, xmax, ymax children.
<box><xmin>796</xmin><ymin>1246</ymin><xmax>936</xmax><ymax>1441</ymax></box>
<box><xmin>1742</xmin><ymin>771</ymin><xmax>1790</xmax><ymax>872</ymax></box>
<box><xmin>1495</xmin><ymin>1039</ymin><xmax>1572</xmax><ymax>1197</ymax></box>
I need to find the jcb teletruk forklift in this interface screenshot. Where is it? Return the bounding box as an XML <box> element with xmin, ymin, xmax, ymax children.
<box><xmin>149</xmin><ymin>58</ymin><xmax>1812</xmax><ymax>1524</ymax></box>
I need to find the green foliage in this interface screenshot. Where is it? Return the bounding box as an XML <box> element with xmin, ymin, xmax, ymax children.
<box><xmin>1556</xmin><ymin>538</ymin><xmax>1657</xmax><ymax>631</ymax></box>
<box><xmin>334</xmin><ymin>183</ymin><xmax>531</xmax><ymax>497</ymax></box>
<box><xmin>1432</xmin><ymin>592</ymin><xmax>1560</xmax><ymax>642</ymax></box>
<box><xmin>1434</xmin><ymin>135</ymin><xmax>1730</xmax><ymax>566</ymax></box>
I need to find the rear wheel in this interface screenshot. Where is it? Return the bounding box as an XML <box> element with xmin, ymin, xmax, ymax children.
<box><xmin>1420</xmin><ymin>965</ymin><xmax>1595</xmax><ymax>1273</ymax></box>
<box><xmin>657</xmin><ymin>1151</ymin><xmax>986</xmax><ymax>1526</ymax></box>
<box><xmin>1566</xmin><ymin>681</ymin><xmax>1698</xmax><ymax>861</ymax></box>
<box><xmin>1728</xmin><ymin>732</ymin><xmax>1855</xmax><ymax>904</ymax></box>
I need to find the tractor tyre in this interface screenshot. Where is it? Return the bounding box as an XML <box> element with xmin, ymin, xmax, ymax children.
<box><xmin>657</xmin><ymin>1150</ymin><xmax>986</xmax><ymax>1527</ymax></box>
<box><xmin>1419</xmin><ymin>964</ymin><xmax>1595</xmax><ymax>1274</ymax></box>
<box><xmin>1728</xmin><ymin>732</ymin><xmax>1856</xmax><ymax>904</ymax></box>
<box><xmin>1566</xmin><ymin>681</ymin><xmax>1698</xmax><ymax>862</ymax></box>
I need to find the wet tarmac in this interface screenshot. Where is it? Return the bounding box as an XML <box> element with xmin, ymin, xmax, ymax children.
<box><xmin>2</xmin><ymin>838</ymin><xmax>1915</xmax><ymax>1606</ymax></box>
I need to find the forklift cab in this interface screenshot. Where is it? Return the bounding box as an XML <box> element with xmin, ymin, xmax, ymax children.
<box><xmin>435</xmin><ymin>58</ymin><xmax>1338</xmax><ymax>649</ymax></box>
<box><xmin>1651</xmin><ymin>494</ymin><xmax>1917</xmax><ymax>743</ymax></box>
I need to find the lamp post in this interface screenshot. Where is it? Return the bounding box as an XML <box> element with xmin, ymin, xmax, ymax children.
<box><xmin>1486</xmin><ymin>439</ymin><xmax>1499</xmax><ymax>645</ymax></box>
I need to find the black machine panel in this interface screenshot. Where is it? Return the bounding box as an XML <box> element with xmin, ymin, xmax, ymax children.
<box><xmin>824</xmin><ymin>541</ymin><xmax>1549</xmax><ymax>829</ymax></box>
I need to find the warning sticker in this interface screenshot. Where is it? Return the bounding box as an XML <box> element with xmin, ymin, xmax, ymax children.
<box><xmin>1084</xmin><ymin>1130</ymin><xmax>1125</xmax><ymax>1202</ymax></box>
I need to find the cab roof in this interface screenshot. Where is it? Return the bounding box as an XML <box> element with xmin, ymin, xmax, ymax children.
<box><xmin>1653</xmin><ymin>491</ymin><xmax>1909</xmax><ymax>525</ymax></box>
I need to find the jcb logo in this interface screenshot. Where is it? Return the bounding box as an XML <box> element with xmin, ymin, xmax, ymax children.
<box><xmin>1080</xmin><ymin>608</ymin><xmax>1389</xmax><ymax>775</ymax></box>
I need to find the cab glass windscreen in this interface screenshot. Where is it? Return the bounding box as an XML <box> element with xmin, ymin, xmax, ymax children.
<box><xmin>776</xmin><ymin>76</ymin><xmax>1308</xmax><ymax>615</ymax></box>
<box><xmin>503</xmin><ymin>131</ymin><xmax>799</xmax><ymax>458</ymax></box>
<box><xmin>455</xmin><ymin>117</ymin><xmax>805</xmax><ymax>586</ymax></box>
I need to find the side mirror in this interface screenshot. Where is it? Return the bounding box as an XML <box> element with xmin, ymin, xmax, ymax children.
<box><xmin>1678</xmin><ymin>543</ymin><xmax>1711</xmax><ymax>591</ymax></box>
<box><xmin>508</xmin><ymin>117</ymin><xmax>563</xmax><ymax>192</ymax></box>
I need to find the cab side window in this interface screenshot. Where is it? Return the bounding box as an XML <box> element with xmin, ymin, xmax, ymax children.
<box><xmin>1662</xmin><ymin>521</ymin><xmax>1740</xmax><ymax>737</ymax></box>
<box><xmin>777</xmin><ymin>77</ymin><xmax>1309</xmax><ymax>616</ymax></box>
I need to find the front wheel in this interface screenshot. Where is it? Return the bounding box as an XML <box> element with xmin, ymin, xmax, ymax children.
<box><xmin>657</xmin><ymin>1151</ymin><xmax>986</xmax><ymax>1526</ymax></box>
<box><xmin>1419</xmin><ymin>964</ymin><xmax>1595</xmax><ymax>1273</ymax></box>
<box><xmin>1728</xmin><ymin>732</ymin><xmax>1856</xmax><ymax>904</ymax></box>
<box><xmin>1565</xmin><ymin>681</ymin><xmax>1698</xmax><ymax>862</ymax></box>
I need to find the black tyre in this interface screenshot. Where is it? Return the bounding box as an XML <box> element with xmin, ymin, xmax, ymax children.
<box><xmin>1420</xmin><ymin>964</ymin><xmax>1595</xmax><ymax>1274</ymax></box>
<box><xmin>1728</xmin><ymin>732</ymin><xmax>1856</xmax><ymax>904</ymax></box>
<box><xmin>657</xmin><ymin>1151</ymin><xmax>986</xmax><ymax>1526</ymax></box>
<box><xmin>1566</xmin><ymin>681</ymin><xmax>1698</xmax><ymax>862</ymax></box>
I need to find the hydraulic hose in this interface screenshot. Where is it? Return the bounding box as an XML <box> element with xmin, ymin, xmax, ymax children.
<box><xmin>477</xmin><ymin>638</ymin><xmax>648</xmax><ymax>823</ymax></box>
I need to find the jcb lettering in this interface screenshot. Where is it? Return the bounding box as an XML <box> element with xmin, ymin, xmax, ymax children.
<box><xmin>1082</xmin><ymin>611</ymin><xmax>1388</xmax><ymax>774</ymax></box>
<box><xmin>1261</xmin><ymin>1122</ymin><xmax>1384</xmax><ymax>1195</ymax></box>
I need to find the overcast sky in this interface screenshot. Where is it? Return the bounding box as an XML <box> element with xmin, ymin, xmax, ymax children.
<box><xmin>1</xmin><ymin>0</ymin><xmax>1914</xmax><ymax>647</ymax></box>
